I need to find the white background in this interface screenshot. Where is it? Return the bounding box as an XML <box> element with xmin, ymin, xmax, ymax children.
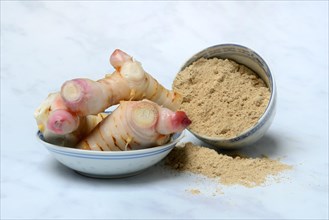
<box><xmin>1</xmin><ymin>1</ymin><xmax>328</xmax><ymax>219</ymax></box>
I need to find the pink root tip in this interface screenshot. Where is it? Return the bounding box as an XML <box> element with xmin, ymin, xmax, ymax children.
<box><xmin>47</xmin><ymin>110</ymin><xmax>79</xmax><ymax>134</ymax></box>
<box><xmin>172</xmin><ymin>111</ymin><xmax>192</xmax><ymax>129</ymax></box>
<box><xmin>109</xmin><ymin>49</ymin><xmax>132</xmax><ymax>69</ymax></box>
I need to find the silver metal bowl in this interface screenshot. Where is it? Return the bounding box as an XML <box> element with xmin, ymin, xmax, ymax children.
<box><xmin>179</xmin><ymin>44</ymin><xmax>277</xmax><ymax>149</ymax></box>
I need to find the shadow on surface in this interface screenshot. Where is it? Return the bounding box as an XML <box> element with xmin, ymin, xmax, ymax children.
<box><xmin>46</xmin><ymin>157</ymin><xmax>180</xmax><ymax>185</ymax></box>
<box><xmin>207</xmin><ymin>133</ymin><xmax>284</xmax><ymax>158</ymax></box>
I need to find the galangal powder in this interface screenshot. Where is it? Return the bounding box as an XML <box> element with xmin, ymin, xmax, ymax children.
<box><xmin>166</xmin><ymin>143</ymin><xmax>292</xmax><ymax>187</ymax></box>
<box><xmin>169</xmin><ymin>58</ymin><xmax>290</xmax><ymax>188</ymax></box>
<box><xmin>173</xmin><ymin>57</ymin><xmax>271</xmax><ymax>138</ymax></box>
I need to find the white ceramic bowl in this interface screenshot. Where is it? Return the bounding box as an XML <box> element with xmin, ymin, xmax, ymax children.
<box><xmin>179</xmin><ymin>44</ymin><xmax>276</xmax><ymax>149</ymax></box>
<box><xmin>37</xmin><ymin>131</ymin><xmax>184</xmax><ymax>178</ymax></box>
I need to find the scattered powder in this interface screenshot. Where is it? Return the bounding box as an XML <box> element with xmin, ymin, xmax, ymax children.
<box><xmin>165</xmin><ymin>143</ymin><xmax>292</xmax><ymax>188</ymax></box>
<box><xmin>215</xmin><ymin>187</ymin><xmax>224</xmax><ymax>195</ymax></box>
<box><xmin>173</xmin><ymin>57</ymin><xmax>271</xmax><ymax>138</ymax></box>
<box><xmin>186</xmin><ymin>188</ymin><xmax>201</xmax><ymax>195</ymax></box>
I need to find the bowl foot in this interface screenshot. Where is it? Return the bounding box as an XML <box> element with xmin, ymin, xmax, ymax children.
<box><xmin>74</xmin><ymin>169</ymin><xmax>147</xmax><ymax>179</ymax></box>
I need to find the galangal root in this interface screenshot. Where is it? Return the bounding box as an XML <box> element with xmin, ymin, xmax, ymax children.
<box><xmin>35</xmin><ymin>49</ymin><xmax>188</xmax><ymax>149</ymax></box>
<box><xmin>77</xmin><ymin>100</ymin><xmax>191</xmax><ymax>151</ymax></box>
<box><xmin>60</xmin><ymin>49</ymin><xmax>182</xmax><ymax>116</ymax></box>
<box><xmin>34</xmin><ymin>92</ymin><xmax>107</xmax><ymax>146</ymax></box>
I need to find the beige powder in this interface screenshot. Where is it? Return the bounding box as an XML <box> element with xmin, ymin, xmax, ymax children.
<box><xmin>173</xmin><ymin>57</ymin><xmax>271</xmax><ymax>138</ymax></box>
<box><xmin>165</xmin><ymin>143</ymin><xmax>292</xmax><ymax>187</ymax></box>
<box><xmin>186</xmin><ymin>189</ymin><xmax>201</xmax><ymax>195</ymax></box>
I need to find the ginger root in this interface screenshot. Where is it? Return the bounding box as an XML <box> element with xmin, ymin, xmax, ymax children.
<box><xmin>60</xmin><ymin>49</ymin><xmax>182</xmax><ymax>116</ymax></box>
<box><xmin>34</xmin><ymin>92</ymin><xmax>107</xmax><ymax>146</ymax></box>
<box><xmin>35</xmin><ymin>49</ymin><xmax>187</xmax><ymax>149</ymax></box>
<box><xmin>77</xmin><ymin>100</ymin><xmax>191</xmax><ymax>151</ymax></box>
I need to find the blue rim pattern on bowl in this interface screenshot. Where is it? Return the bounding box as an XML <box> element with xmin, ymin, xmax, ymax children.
<box><xmin>37</xmin><ymin>130</ymin><xmax>183</xmax><ymax>159</ymax></box>
<box><xmin>45</xmin><ymin>146</ymin><xmax>175</xmax><ymax>160</ymax></box>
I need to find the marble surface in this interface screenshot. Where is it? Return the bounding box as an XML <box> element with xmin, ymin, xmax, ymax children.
<box><xmin>1</xmin><ymin>1</ymin><xmax>328</xmax><ymax>219</ymax></box>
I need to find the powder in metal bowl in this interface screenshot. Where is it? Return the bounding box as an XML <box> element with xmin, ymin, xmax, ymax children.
<box><xmin>173</xmin><ymin>58</ymin><xmax>271</xmax><ymax>138</ymax></box>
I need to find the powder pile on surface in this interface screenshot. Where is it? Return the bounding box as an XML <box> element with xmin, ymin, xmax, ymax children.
<box><xmin>173</xmin><ymin>57</ymin><xmax>271</xmax><ymax>138</ymax></box>
<box><xmin>165</xmin><ymin>143</ymin><xmax>292</xmax><ymax>187</ymax></box>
